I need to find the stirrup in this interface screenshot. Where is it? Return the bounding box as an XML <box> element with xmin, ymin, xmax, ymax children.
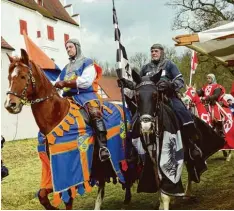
<box><xmin>99</xmin><ymin>147</ymin><xmax>111</xmax><ymax>162</ymax></box>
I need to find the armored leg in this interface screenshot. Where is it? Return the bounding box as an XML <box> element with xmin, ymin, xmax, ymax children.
<box><xmin>170</xmin><ymin>97</ymin><xmax>203</xmax><ymax>160</ymax></box>
<box><xmin>86</xmin><ymin>102</ymin><xmax>110</xmax><ymax>162</ymax></box>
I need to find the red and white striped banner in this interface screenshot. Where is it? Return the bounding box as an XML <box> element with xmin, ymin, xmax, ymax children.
<box><xmin>191</xmin><ymin>50</ymin><xmax>198</xmax><ymax>74</ymax></box>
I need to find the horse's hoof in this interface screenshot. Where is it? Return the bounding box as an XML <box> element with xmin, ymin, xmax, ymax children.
<box><xmin>49</xmin><ymin>206</ymin><xmax>59</xmax><ymax>210</ymax></box>
<box><xmin>226</xmin><ymin>154</ymin><xmax>232</xmax><ymax>162</ymax></box>
<box><xmin>223</xmin><ymin>151</ymin><xmax>228</xmax><ymax>158</ymax></box>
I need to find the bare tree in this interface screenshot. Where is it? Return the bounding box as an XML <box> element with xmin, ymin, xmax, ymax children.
<box><xmin>91</xmin><ymin>57</ymin><xmax>100</xmax><ymax>64</ymax></box>
<box><xmin>103</xmin><ymin>67</ymin><xmax>117</xmax><ymax>77</ymax></box>
<box><xmin>101</xmin><ymin>61</ymin><xmax>111</xmax><ymax>75</ymax></box>
<box><xmin>163</xmin><ymin>46</ymin><xmax>178</xmax><ymax>63</ymax></box>
<box><xmin>130</xmin><ymin>52</ymin><xmax>149</xmax><ymax>70</ymax></box>
<box><xmin>101</xmin><ymin>62</ymin><xmax>117</xmax><ymax>77</ymax></box>
<box><xmin>166</xmin><ymin>0</ymin><xmax>234</xmax><ymax>32</ymax></box>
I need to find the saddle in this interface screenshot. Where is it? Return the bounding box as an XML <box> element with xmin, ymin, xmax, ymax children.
<box><xmin>66</xmin><ymin>98</ymin><xmax>113</xmax><ymax>126</ymax></box>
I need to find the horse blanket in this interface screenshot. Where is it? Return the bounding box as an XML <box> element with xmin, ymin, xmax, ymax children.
<box><xmin>183</xmin><ymin>87</ymin><xmax>234</xmax><ymax>150</ymax></box>
<box><xmin>37</xmin><ymin>100</ymin><xmax>131</xmax><ymax>206</ymax></box>
<box><xmin>194</xmin><ymin>103</ymin><xmax>234</xmax><ymax>149</ymax></box>
<box><xmin>137</xmin><ymin>103</ymin><xmax>185</xmax><ymax>196</ymax></box>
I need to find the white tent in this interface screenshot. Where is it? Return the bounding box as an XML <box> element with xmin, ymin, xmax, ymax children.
<box><xmin>173</xmin><ymin>22</ymin><xmax>234</xmax><ymax>66</ymax></box>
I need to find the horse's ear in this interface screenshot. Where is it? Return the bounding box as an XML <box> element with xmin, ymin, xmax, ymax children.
<box><xmin>150</xmin><ymin>69</ymin><xmax>162</xmax><ymax>84</ymax></box>
<box><xmin>20</xmin><ymin>49</ymin><xmax>29</xmax><ymax>66</ymax></box>
<box><xmin>6</xmin><ymin>53</ymin><xmax>14</xmax><ymax>63</ymax></box>
<box><xmin>186</xmin><ymin>84</ymin><xmax>189</xmax><ymax>90</ymax></box>
<box><xmin>193</xmin><ymin>83</ymin><xmax>197</xmax><ymax>90</ymax></box>
<box><xmin>132</xmin><ymin>68</ymin><xmax>141</xmax><ymax>84</ymax></box>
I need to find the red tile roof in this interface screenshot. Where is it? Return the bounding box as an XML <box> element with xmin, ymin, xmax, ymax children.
<box><xmin>43</xmin><ymin>0</ymin><xmax>78</xmax><ymax>25</ymax></box>
<box><xmin>98</xmin><ymin>76</ymin><xmax>122</xmax><ymax>101</ymax></box>
<box><xmin>8</xmin><ymin>0</ymin><xmax>78</xmax><ymax>26</ymax></box>
<box><xmin>1</xmin><ymin>37</ymin><xmax>15</xmax><ymax>50</ymax></box>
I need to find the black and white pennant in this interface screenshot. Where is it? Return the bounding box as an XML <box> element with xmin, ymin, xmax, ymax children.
<box><xmin>112</xmin><ymin>0</ymin><xmax>131</xmax><ymax>80</ymax></box>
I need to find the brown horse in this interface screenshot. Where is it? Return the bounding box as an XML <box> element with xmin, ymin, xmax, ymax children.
<box><xmin>4</xmin><ymin>49</ymin><xmax>134</xmax><ymax>210</ymax></box>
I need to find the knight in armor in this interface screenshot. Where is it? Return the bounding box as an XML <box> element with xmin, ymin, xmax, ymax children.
<box><xmin>119</xmin><ymin>44</ymin><xmax>202</xmax><ymax>160</ymax></box>
<box><xmin>55</xmin><ymin>38</ymin><xmax>110</xmax><ymax>162</ymax></box>
<box><xmin>197</xmin><ymin>73</ymin><xmax>226</xmax><ymax>137</ymax></box>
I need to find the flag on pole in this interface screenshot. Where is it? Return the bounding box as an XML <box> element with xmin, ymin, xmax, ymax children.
<box><xmin>23</xmin><ymin>31</ymin><xmax>61</xmax><ymax>81</ymax></box>
<box><xmin>112</xmin><ymin>1</ymin><xmax>131</xmax><ymax>80</ymax></box>
<box><xmin>191</xmin><ymin>50</ymin><xmax>198</xmax><ymax>74</ymax></box>
<box><xmin>112</xmin><ymin>0</ymin><xmax>133</xmax><ymax>163</ymax></box>
<box><xmin>189</xmin><ymin>50</ymin><xmax>198</xmax><ymax>86</ymax></box>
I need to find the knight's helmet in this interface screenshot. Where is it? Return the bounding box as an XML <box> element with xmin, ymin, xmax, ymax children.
<box><xmin>150</xmin><ymin>43</ymin><xmax>165</xmax><ymax>61</ymax></box>
<box><xmin>207</xmin><ymin>73</ymin><xmax>217</xmax><ymax>84</ymax></box>
<box><xmin>65</xmin><ymin>38</ymin><xmax>82</xmax><ymax>58</ymax></box>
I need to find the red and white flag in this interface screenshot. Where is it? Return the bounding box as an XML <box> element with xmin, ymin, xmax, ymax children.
<box><xmin>191</xmin><ymin>50</ymin><xmax>198</xmax><ymax>74</ymax></box>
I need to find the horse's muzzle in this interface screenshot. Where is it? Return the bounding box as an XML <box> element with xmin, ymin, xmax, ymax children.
<box><xmin>140</xmin><ymin>114</ymin><xmax>155</xmax><ymax>134</ymax></box>
<box><xmin>4</xmin><ymin>99</ymin><xmax>23</xmax><ymax>114</ymax></box>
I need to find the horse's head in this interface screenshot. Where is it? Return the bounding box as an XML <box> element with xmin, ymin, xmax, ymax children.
<box><xmin>133</xmin><ymin>69</ymin><xmax>162</xmax><ymax>137</ymax></box>
<box><xmin>182</xmin><ymin>84</ymin><xmax>199</xmax><ymax>109</ymax></box>
<box><xmin>4</xmin><ymin>49</ymin><xmax>36</xmax><ymax>114</ymax></box>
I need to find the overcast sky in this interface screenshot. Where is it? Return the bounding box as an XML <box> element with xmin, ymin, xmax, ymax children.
<box><xmin>67</xmin><ymin>0</ymin><xmax>188</xmax><ymax>64</ymax></box>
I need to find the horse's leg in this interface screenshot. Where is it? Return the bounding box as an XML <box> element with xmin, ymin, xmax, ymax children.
<box><xmin>124</xmin><ymin>186</ymin><xmax>132</xmax><ymax>205</ymax></box>
<box><xmin>226</xmin><ymin>150</ymin><xmax>232</xmax><ymax>162</ymax></box>
<box><xmin>94</xmin><ymin>182</ymin><xmax>105</xmax><ymax>210</ymax></box>
<box><xmin>159</xmin><ymin>192</ymin><xmax>170</xmax><ymax>210</ymax></box>
<box><xmin>147</xmin><ymin>144</ymin><xmax>160</xmax><ymax>188</ymax></box>
<box><xmin>184</xmin><ymin>173</ymin><xmax>192</xmax><ymax>198</ymax></box>
<box><xmin>223</xmin><ymin>150</ymin><xmax>228</xmax><ymax>158</ymax></box>
<box><xmin>38</xmin><ymin>188</ymin><xmax>58</xmax><ymax>210</ymax></box>
<box><xmin>64</xmin><ymin>198</ymin><xmax>73</xmax><ymax>210</ymax></box>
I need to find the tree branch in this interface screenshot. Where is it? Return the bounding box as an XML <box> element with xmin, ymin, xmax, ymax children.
<box><xmin>198</xmin><ymin>0</ymin><xmax>227</xmax><ymax>19</ymax></box>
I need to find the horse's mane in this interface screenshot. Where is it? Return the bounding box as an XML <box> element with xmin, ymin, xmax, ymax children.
<box><xmin>32</xmin><ymin>60</ymin><xmax>60</xmax><ymax>94</ymax></box>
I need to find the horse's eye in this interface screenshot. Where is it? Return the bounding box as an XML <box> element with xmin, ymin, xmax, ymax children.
<box><xmin>21</xmin><ymin>76</ymin><xmax>26</xmax><ymax>80</ymax></box>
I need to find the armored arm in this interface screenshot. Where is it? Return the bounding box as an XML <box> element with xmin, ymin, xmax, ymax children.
<box><xmin>75</xmin><ymin>65</ymin><xmax>97</xmax><ymax>89</ymax></box>
<box><xmin>55</xmin><ymin>61</ymin><xmax>97</xmax><ymax>90</ymax></box>
<box><xmin>169</xmin><ymin>61</ymin><xmax>184</xmax><ymax>91</ymax></box>
<box><xmin>196</xmin><ymin>89</ymin><xmax>204</xmax><ymax>97</ymax></box>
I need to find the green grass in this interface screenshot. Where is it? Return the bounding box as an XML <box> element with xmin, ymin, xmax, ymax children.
<box><xmin>1</xmin><ymin>138</ymin><xmax>234</xmax><ymax>210</ymax></box>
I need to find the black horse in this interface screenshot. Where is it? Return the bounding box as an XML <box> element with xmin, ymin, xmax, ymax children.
<box><xmin>125</xmin><ymin>69</ymin><xmax>225</xmax><ymax>209</ymax></box>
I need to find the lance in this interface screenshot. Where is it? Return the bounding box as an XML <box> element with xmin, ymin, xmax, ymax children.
<box><xmin>112</xmin><ymin>0</ymin><xmax>130</xmax><ymax>157</ymax></box>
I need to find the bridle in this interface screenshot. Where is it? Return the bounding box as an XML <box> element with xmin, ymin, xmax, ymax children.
<box><xmin>135</xmin><ymin>80</ymin><xmax>156</xmax><ymax>89</ymax></box>
<box><xmin>6</xmin><ymin>62</ymin><xmax>54</xmax><ymax>105</ymax></box>
<box><xmin>136</xmin><ymin>80</ymin><xmax>161</xmax><ymax>138</ymax></box>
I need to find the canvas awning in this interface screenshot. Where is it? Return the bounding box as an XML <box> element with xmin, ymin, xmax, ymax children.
<box><xmin>173</xmin><ymin>22</ymin><xmax>234</xmax><ymax>66</ymax></box>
